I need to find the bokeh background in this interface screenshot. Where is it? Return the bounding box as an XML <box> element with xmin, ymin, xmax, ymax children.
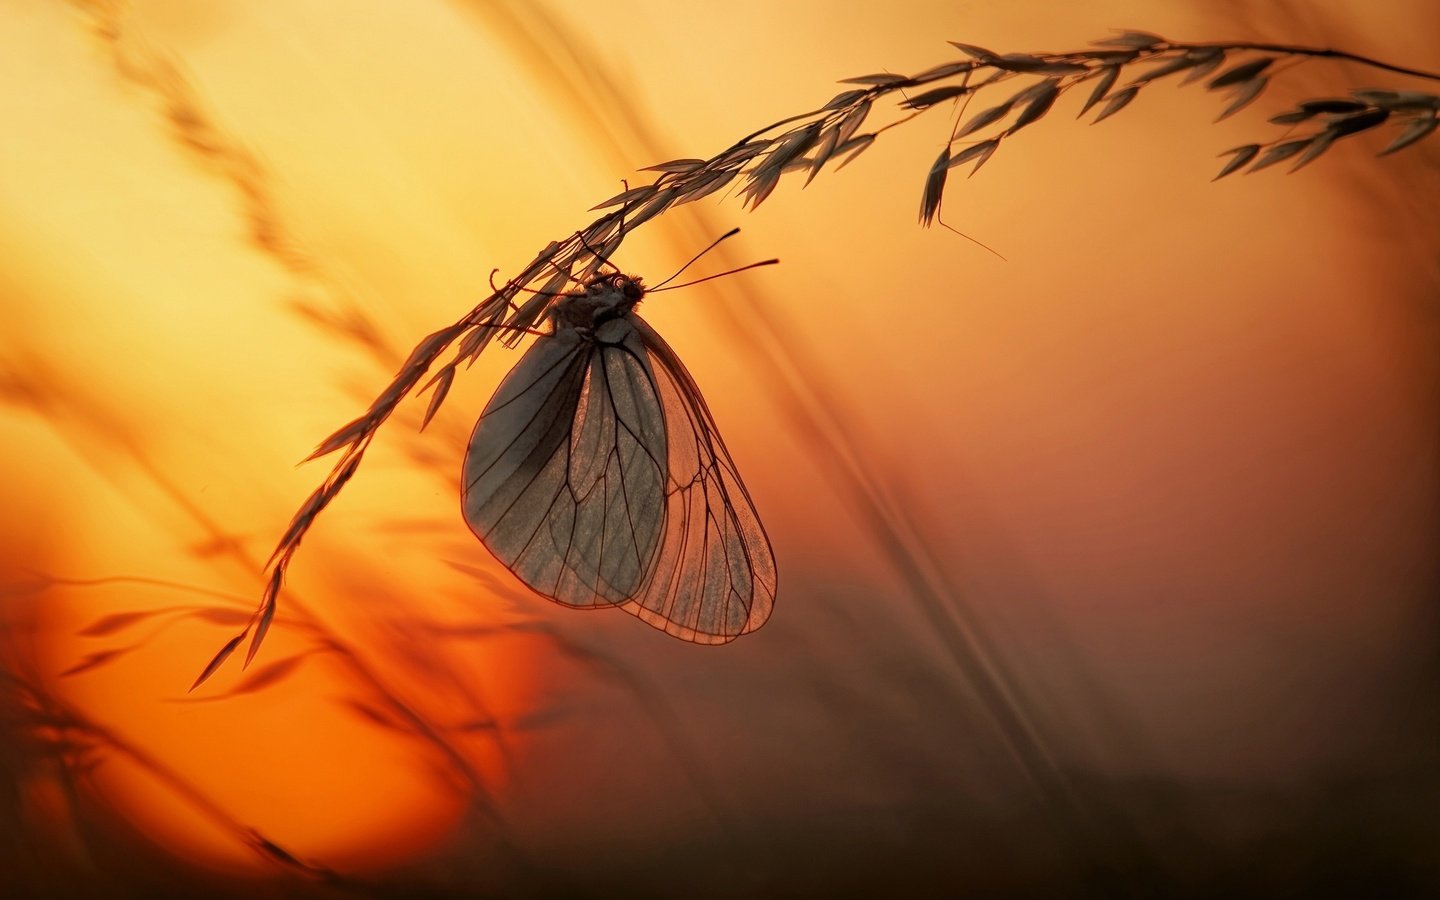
<box><xmin>1</xmin><ymin>1</ymin><xmax>1436</xmax><ymax>896</ymax></box>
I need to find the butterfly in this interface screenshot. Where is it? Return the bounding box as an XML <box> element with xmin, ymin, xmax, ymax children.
<box><xmin>461</xmin><ymin>263</ymin><xmax>776</xmax><ymax>642</ymax></box>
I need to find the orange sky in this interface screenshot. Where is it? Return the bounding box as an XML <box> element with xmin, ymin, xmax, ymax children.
<box><xmin>1</xmin><ymin>1</ymin><xmax>1436</xmax><ymax>894</ymax></box>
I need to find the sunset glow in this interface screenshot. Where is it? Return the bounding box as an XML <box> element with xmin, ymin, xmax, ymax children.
<box><xmin>2</xmin><ymin>1</ymin><xmax>1436</xmax><ymax>895</ymax></box>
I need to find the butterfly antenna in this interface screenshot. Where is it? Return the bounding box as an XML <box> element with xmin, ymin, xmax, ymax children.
<box><xmin>652</xmin><ymin>227</ymin><xmax>744</xmax><ymax>290</ymax></box>
<box><xmin>650</xmin><ymin>257</ymin><xmax>779</xmax><ymax>292</ymax></box>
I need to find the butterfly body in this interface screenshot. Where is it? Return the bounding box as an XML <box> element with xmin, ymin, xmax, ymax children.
<box><xmin>549</xmin><ymin>271</ymin><xmax>645</xmax><ymax>333</ymax></box>
<box><xmin>462</xmin><ymin>272</ymin><xmax>775</xmax><ymax>642</ymax></box>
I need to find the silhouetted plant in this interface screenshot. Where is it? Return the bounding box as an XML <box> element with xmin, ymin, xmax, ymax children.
<box><xmin>195</xmin><ymin>29</ymin><xmax>1439</xmax><ymax>685</ymax></box>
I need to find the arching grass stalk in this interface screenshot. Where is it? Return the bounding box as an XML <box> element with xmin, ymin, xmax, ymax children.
<box><xmin>195</xmin><ymin>28</ymin><xmax>1439</xmax><ymax>685</ymax></box>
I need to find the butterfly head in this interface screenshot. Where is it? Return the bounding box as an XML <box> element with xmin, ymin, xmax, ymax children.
<box><xmin>552</xmin><ymin>272</ymin><xmax>646</xmax><ymax>334</ymax></box>
<box><xmin>588</xmin><ymin>272</ymin><xmax>646</xmax><ymax>307</ymax></box>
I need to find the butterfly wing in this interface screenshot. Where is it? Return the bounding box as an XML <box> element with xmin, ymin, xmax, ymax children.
<box><xmin>462</xmin><ymin>323</ymin><xmax>668</xmax><ymax>606</ymax></box>
<box><xmin>621</xmin><ymin>314</ymin><xmax>777</xmax><ymax>643</ymax></box>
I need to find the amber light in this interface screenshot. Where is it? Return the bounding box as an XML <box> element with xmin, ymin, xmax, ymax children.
<box><xmin>2</xmin><ymin>0</ymin><xmax>1435</xmax><ymax>894</ymax></box>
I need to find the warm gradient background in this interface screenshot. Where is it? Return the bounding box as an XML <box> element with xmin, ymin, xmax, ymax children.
<box><xmin>2</xmin><ymin>1</ymin><xmax>1436</xmax><ymax>897</ymax></box>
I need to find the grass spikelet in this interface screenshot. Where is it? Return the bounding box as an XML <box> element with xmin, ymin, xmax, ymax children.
<box><xmin>199</xmin><ymin>26</ymin><xmax>1440</xmax><ymax>686</ymax></box>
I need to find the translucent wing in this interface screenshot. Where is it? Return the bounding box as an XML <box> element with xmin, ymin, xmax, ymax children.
<box><xmin>461</xmin><ymin>310</ymin><xmax>775</xmax><ymax>642</ymax></box>
<box><xmin>620</xmin><ymin>315</ymin><xmax>777</xmax><ymax>643</ymax></box>
<box><xmin>462</xmin><ymin>322</ymin><xmax>668</xmax><ymax>606</ymax></box>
